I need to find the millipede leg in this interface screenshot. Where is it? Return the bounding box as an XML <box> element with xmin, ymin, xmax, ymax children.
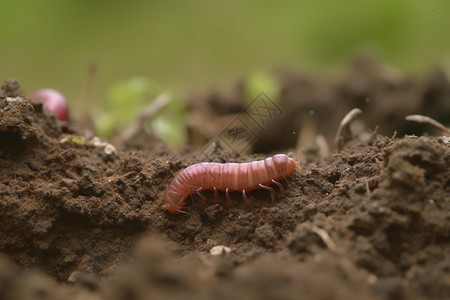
<box><xmin>282</xmin><ymin>176</ymin><xmax>292</xmax><ymax>189</ymax></box>
<box><xmin>176</xmin><ymin>209</ymin><xmax>192</xmax><ymax>215</ymax></box>
<box><xmin>225</xmin><ymin>188</ymin><xmax>232</xmax><ymax>206</ymax></box>
<box><xmin>196</xmin><ymin>187</ymin><xmax>206</xmax><ymax>201</ymax></box>
<box><xmin>189</xmin><ymin>194</ymin><xmax>198</xmax><ymax>205</ymax></box>
<box><xmin>213</xmin><ymin>187</ymin><xmax>220</xmax><ymax>202</ymax></box>
<box><xmin>271</xmin><ymin>179</ymin><xmax>285</xmax><ymax>196</ymax></box>
<box><xmin>242</xmin><ymin>189</ymin><xmax>252</xmax><ymax>207</ymax></box>
<box><xmin>259</xmin><ymin>183</ymin><xmax>275</xmax><ymax>201</ymax></box>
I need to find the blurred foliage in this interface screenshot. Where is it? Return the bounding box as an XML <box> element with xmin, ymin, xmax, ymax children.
<box><xmin>0</xmin><ymin>0</ymin><xmax>449</xmax><ymax>146</ymax></box>
<box><xmin>149</xmin><ymin>96</ymin><xmax>187</xmax><ymax>148</ymax></box>
<box><xmin>96</xmin><ymin>78</ymin><xmax>187</xmax><ymax>148</ymax></box>
<box><xmin>1</xmin><ymin>1</ymin><xmax>449</xmax><ymax>100</ymax></box>
<box><xmin>244</xmin><ymin>71</ymin><xmax>281</xmax><ymax>103</ymax></box>
<box><xmin>96</xmin><ymin>78</ymin><xmax>158</xmax><ymax>138</ymax></box>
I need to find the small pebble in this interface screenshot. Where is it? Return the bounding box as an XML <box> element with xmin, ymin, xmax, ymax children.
<box><xmin>210</xmin><ymin>245</ymin><xmax>231</xmax><ymax>256</ymax></box>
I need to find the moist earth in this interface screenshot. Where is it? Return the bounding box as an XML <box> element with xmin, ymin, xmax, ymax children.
<box><xmin>0</xmin><ymin>62</ymin><xmax>449</xmax><ymax>300</ymax></box>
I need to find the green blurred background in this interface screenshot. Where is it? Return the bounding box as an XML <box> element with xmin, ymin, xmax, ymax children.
<box><xmin>1</xmin><ymin>0</ymin><xmax>449</xmax><ymax>110</ymax></box>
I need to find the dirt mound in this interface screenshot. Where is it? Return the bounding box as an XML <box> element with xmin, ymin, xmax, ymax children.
<box><xmin>187</xmin><ymin>57</ymin><xmax>450</xmax><ymax>153</ymax></box>
<box><xmin>0</xmin><ymin>75</ymin><xmax>449</xmax><ymax>299</ymax></box>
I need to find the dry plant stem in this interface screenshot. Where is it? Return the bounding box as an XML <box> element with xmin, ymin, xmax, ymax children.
<box><xmin>315</xmin><ymin>134</ymin><xmax>330</xmax><ymax>158</ymax></box>
<box><xmin>78</xmin><ymin>63</ymin><xmax>97</xmax><ymax>121</ymax></box>
<box><xmin>335</xmin><ymin>108</ymin><xmax>362</xmax><ymax>151</ymax></box>
<box><xmin>405</xmin><ymin>114</ymin><xmax>450</xmax><ymax>135</ymax></box>
<box><xmin>296</xmin><ymin>118</ymin><xmax>317</xmax><ymax>151</ymax></box>
<box><xmin>119</xmin><ymin>93</ymin><xmax>171</xmax><ymax>143</ymax></box>
<box><xmin>311</xmin><ymin>226</ymin><xmax>337</xmax><ymax>253</ymax></box>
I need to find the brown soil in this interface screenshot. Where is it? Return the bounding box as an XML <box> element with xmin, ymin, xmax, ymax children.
<box><xmin>1</xmin><ymin>59</ymin><xmax>449</xmax><ymax>300</ymax></box>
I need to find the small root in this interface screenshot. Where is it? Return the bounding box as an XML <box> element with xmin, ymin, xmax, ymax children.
<box><xmin>335</xmin><ymin>108</ymin><xmax>362</xmax><ymax>151</ymax></box>
<box><xmin>405</xmin><ymin>114</ymin><xmax>450</xmax><ymax>135</ymax></box>
<box><xmin>311</xmin><ymin>226</ymin><xmax>337</xmax><ymax>253</ymax></box>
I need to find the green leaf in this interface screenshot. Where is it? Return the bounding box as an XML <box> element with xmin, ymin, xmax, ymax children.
<box><xmin>245</xmin><ymin>71</ymin><xmax>281</xmax><ymax>103</ymax></box>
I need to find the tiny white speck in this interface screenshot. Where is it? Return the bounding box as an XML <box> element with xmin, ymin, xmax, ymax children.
<box><xmin>367</xmin><ymin>275</ymin><xmax>378</xmax><ymax>284</ymax></box>
<box><xmin>309</xmin><ymin>110</ymin><xmax>315</xmax><ymax>116</ymax></box>
<box><xmin>210</xmin><ymin>245</ymin><xmax>231</xmax><ymax>256</ymax></box>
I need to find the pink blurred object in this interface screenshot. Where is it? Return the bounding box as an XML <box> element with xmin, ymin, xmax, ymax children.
<box><xmin>30</xmin><ymin>89</ymin><xmax>69</xmax><ymax>121</ymax></box>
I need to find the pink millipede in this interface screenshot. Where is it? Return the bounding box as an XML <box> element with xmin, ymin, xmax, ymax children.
<box><xmin>163</xmin><ymin>154</ymin><xmax>301</xmax><ymax>214</ymax></box>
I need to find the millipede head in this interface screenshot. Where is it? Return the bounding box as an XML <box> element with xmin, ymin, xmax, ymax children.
<box><xmin>295</xmin><ymin>159</ymin><xmax>302</xmax><ymax>174</ymax></box>
<box><xmin>294</xmin><ymin>152</ymin><xmax>303</xmax><ymax>174</ymax></box>
<box><xmin>162</xmin><ymin>200</ymin><xmax>186</xmax><ymax>214</ymax></box>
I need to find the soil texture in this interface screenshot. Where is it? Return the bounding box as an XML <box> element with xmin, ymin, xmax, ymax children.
<box><xmin>0</xmin><ymin>60</ymin><xmax>449</xmax><ymax>300</ymax></box>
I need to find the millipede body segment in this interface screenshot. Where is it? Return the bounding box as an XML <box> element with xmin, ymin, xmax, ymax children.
<box><xmin>163</xmin><ymin>154</ymin><xmax>300</xmax><ymax>214</ymax></box>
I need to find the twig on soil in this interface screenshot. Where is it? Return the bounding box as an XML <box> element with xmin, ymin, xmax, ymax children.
<box><xmin>335</xmin><ymin>108</ymin><xmax>362</xmax><ymax>151</ymax></box>
<box><xmin>311</xmin><ymin>226</ymin><xmax>337</xmax><ymax>253</ymax></box>
<box><xmin>118</xmin><ymin>93</ymin><xmax>171</xmax><ymax>144</ymax></box>
<box><xmin>405</xmin><ymin>114</ymin><xmax>450</xmax><ymax>135</ymax></box>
